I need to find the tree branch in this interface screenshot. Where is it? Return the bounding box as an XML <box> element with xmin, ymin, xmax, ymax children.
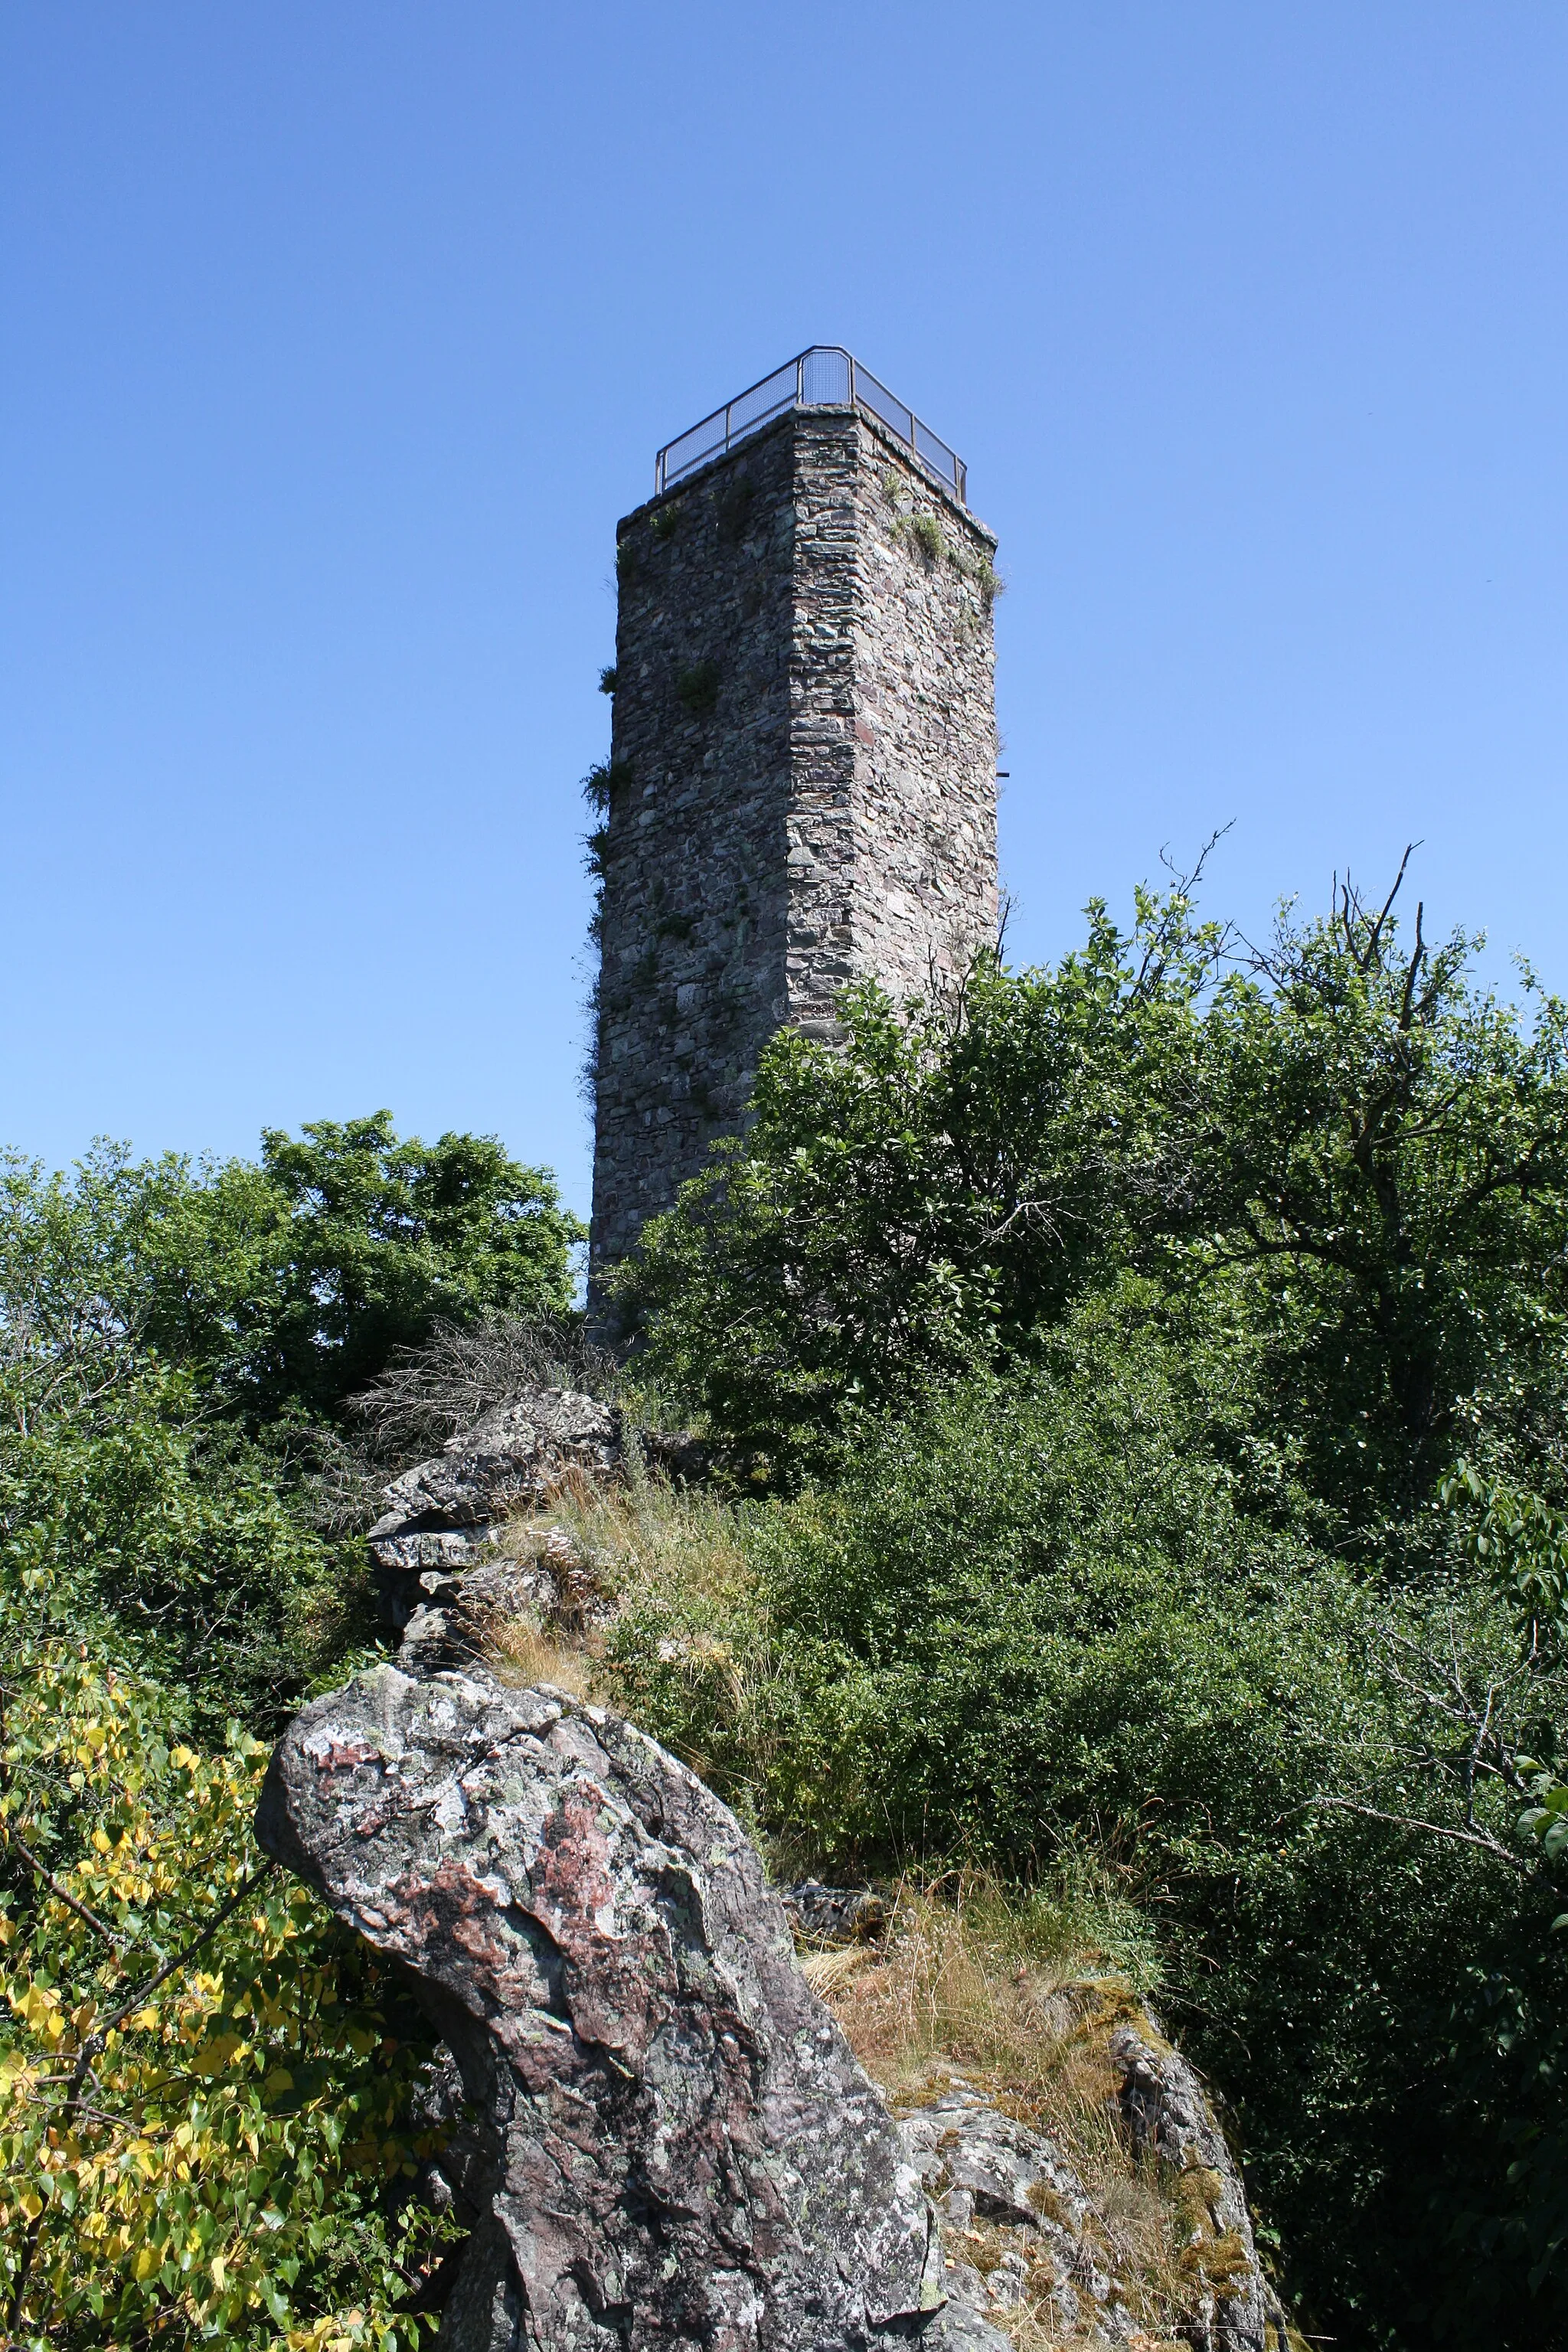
<box><xmin>1307</xmin><ymin>1793</ymin><xmax>1527</xmax><ymax>1870</ymax></box>
<box><xmin>5</xmin><ymin>1829</ymin><xmax>127</xmax><ymax>1957</ymax></box>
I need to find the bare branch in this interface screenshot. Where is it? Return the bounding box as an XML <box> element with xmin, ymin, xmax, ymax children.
<box><xmin>1307</xmin><ymin>1795</ymin><xmax>1528</xmax><ymax>1871</ymax></box>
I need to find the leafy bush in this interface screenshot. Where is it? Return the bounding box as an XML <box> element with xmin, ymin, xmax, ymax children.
<box><xmin>0</xmin><ymin>1178</ymin><xmax>341</xmax><ymax>1726</ymax></box>
<box><xmin>0</xmin><ymin>1641</ymin><xmax>452</xmax><ymax>2349</ymax></box>
<box><xmin>0</xmin><ymin>1357</ymin><xmax>341</xmax><ymax>1728</ymax></box>
<box><xmin>619</xmin><ymin>871</ymin><xmax>1568</xmax><ymax>1528</ymax></box>
<box><xmin>602</xmin><ymin>1288</ymin><xmax>1568</xmax><ymax>2346</ymax></box>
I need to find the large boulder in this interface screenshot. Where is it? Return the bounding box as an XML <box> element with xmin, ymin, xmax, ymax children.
<box><xmin>256</xmin><ymin>1666</ymin><xmax>980</xmax><ymax>2352</ymax></box>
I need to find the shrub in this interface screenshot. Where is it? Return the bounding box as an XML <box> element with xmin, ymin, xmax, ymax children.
<box><xmin>0</xmin><ymin>1642</ymin><xmax>452</xmax><ymax>2347</ymax></box>
<box><xmin>910</xmin><ymin>511</ymin><xmax>943</xmax><ymax>562</ymax></box>
<box><xmin>601</xmin><ymin>1293</ymin><xmax>1568</xmax><ymax>2345</ymax></box>
<box><xmin>674</xmin><ymin>660</ymin><xmax>720</xmax><ymax>717</ymax></box>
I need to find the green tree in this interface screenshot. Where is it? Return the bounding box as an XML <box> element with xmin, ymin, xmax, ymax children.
<box><xmin>1191</xmin><ymin>866</ymin><xmax>1568</xmax><ymax>1521</ymax></box>
<box><xmin>0</xmin><ymin>1115</ymin><xmax>584</xmax><ymax>1427</ymax></box>
<box><xmin>238</xmin><ymin>1114</ymin><xmax>583</xmax><ymax>1421</ymax></box>
<box><xmin>619</xmin><ymin>866</ymin><xmax>1568</xmax><ymax>1522</ymax></box>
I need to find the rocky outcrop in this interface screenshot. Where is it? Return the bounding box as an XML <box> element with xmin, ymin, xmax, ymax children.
<box><xmin>256</xmin><ymin>1665</ymin><xmax>996</xmax><ymax>2352</ymax></box>
<box><xmin>894</xmin><ymin>2052</ymin><xmax>1289</xmax><ymax>2352</ymax></box>
<box><xmin>900</xmin><ymin>2076</ymin><xmax>1138</xmax><ymax>2345</ymax></box>
<box><xmin>368</xmin><ymin>1390</ymin><xmax>620</xmax><ymax>1611</ymax></box>
<box><xmin>1110</xmin><ymin>2025</ymin><xmax>1287</xmax><ymax>2352</ymax></box>
<box><xmin>367</xmin><ymin>1390</ymin><xmax>707</xmax><ymax>1670</ymax></box>
<box><xmin>793</xmin><ymin>1890</ymin><xmax>1291</xmax><ymax>2352</ymax></box>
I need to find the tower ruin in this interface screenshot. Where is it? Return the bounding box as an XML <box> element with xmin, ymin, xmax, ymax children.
<box><xmin>588</xmin><ymin>347</ymin><xmax>999</xmax><ymax>1286</ymax></box>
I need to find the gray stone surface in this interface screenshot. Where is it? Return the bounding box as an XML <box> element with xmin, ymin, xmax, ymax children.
<box><xmin>368</xmin><ymin>1390</ymin><xmax>619</xmax><ymax>1632</ymax></box>
<box><xmin>370</xmin><ymin>1392</ymin><xmax>619</xmax><ymax>1548</ymax></box>
<box><xmin>897</xmin><ymin>2077</ymin><xmax>1135</xmax><ymax>2346</ymax></box>
<box><xmin>256</xmin><ymin>1666</ymin><xmax>975</xmax><ymax>2352</ymax></box>
<box><xmin>1110</xmin><ymin>2024</ymin><xmax>1287</xmax><ymax>2352</ymax></box>
<box><xmin>590</xmin><ymin>403</ymin><xmax>999</xmax><ymax>1284</ymax></box>
<box><xmin>780</xmin><ymin>1884</ymin><xmax>888</xmax><ymax>1945</ymax></box>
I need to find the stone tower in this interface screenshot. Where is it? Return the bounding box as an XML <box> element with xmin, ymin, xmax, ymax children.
<box><xmin>588</xmin><ymin>347</ymin><xmax>999</xmax><ymax>1285</ymax></box>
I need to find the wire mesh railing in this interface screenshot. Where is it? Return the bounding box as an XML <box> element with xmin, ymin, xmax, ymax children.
<box><xmin>654</xmin><ymin>347</ymin><xmax>968</xmax><ymax>505</ymax></box>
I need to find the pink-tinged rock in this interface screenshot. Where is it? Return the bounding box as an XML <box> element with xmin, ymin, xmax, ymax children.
<box><xmin>256</xmin><ymin>1666</ymin><xmax>958</xmax><ymax>2352</ymax></box>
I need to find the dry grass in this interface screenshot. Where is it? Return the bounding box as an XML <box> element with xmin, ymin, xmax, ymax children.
<box><xmin>480</xmin><ymin>1471</ymin><xmax>757</xmax><ymax>1724</ymax></box>
<box><xmin>485</xmin><ymin>1616</ymin><xmax>599</xmax><ymax>1701</ymax></box>
<box><xmin>811</xmin><ymin>1876</ymin><xmax>1195</xmax><ymax>2350</ymax></box>
<box><xmin>489</xmin><ymin>1468</ymin><xmax>751</xmax><ymax>1613</ymax></box>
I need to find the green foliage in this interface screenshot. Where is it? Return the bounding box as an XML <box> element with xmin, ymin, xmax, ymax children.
<box><xmin>243</xmin><ymin>1116</ymin><xmax>580</xmax><ymax>1422</ymax></box>
<box><xmin>1</xmin><ymin>1120</ymin><xmax>583</xmax><ymax>1431</ymax></box>
<box><xmin>674</xmin><ymin>660</ymin><xmax>720</xmax><ymax>717</ymax></box>
<box><xmin>597</xmin><ymin>665</ymin><xmax>617</xmax><ymax>695</ymax></box>
<box><xmin>608</xmin><ymin>1285</ymin><xmax>1344</xmax><ymax>1864</ymax></box>
<box><xmin>647</xmin><ymin>503</ymin><xmax>681</xmax><ymax>543</ymax></box>
<box><xmin>909</xmin><ymin>511</ymin><xmax>943</xmax><ymax>562</ymax></box>
<box><xmin>606</xmin><ymin>1294</ymin><xmax>1568</xmax><ymax>2344</ymax></box>
<box><xmin>1</xmin><ymin>1354</ymin><xmax>339</xmax><ymax>1727</ymax></box>
<box><xmin>0</xmin><ymin>1640</ymin><xmax>452</xmax><ymax>2349</ymax></box>
<box><xmin>612</xmin><ymin>890</ymin><xmax>1232</xmax><ymax>1464</ymax></box>
<box><xmin>582</xmin><ymin>757</ymin><xmax>632</xmax><ymax>816</ymax></box>
<box><xmin>951</xmin><ymin>546</ymin><xmax>1004</xmax><ymax>606</ymax></box>
<box><xmin>0</xmin><ymin>1172</ymin><xmax>338</xmax><ymax>1723</ymax></box>
<box><xmin>620</xmin><ymin>873</ymin><xmax>1568</xmax><ymax>1527</ymax></box>
<box><xmin>714</xmin><ymin>479</ymin><xmax>753</xmax><ymax>545</ymax></box>
<box><xmin>0</xmin><ymin>1119</ymin><xmax>580</xmax><ymax>1721</ymax></box>
<box><xmin>1445</xmin><ymin>1461</ymin><xmax>1568</xmax><ymax>1667</ymax></box>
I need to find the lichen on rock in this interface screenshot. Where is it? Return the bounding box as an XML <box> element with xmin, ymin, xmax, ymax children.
<box><xmin>256</xmin><ymin>1665</ymin><xmax>992</xmax><ymax>2352</ymax></box>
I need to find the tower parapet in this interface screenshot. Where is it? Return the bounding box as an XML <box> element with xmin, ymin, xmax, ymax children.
<box><xmin>589</xmin><ymin>351</ymin><xmax>999</xmax><ymax>1285</ymax></box>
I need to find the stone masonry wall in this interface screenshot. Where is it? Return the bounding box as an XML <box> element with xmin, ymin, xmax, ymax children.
<box><xmin>785</xmin><ymin>413</ymin><xmax>998</xmax><ymax>1039</ymax></box>
<box><xmin>590</xmin><ymin>406</ymin><xmax>998</xmax><ymax>1285</ymax></box>
<box><xmin>845</xmin><ymin>431</ymin><xmax>999</xmax><ymax>1012</ymax></box>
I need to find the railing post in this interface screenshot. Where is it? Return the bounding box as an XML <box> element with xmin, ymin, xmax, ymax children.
<box><xmin>847</xmin><ymin>351</ymin><xmax>855</xmax><ymax>413</ymax></box>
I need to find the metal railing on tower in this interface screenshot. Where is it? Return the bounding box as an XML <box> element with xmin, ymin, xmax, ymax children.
<box><xmin>654</xmin><ymin>347</ymin><xmax>968</xmax><ymax>506</ymax></box>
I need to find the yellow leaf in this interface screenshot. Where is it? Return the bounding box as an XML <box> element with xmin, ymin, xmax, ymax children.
<box><xmin>91</xmin><ymin>1828</ymin><xmax>112</xmax><ymax>1854</ymax></box>
<box><xmin>191</xmin><ymin>2034</ymin><xmax>244</xmax><ymax>2078</ymax></box>
<box><xmin>133</xmin><ymin>2243</ymin><xmax>159</xmax><ymax>2281</ymax></box>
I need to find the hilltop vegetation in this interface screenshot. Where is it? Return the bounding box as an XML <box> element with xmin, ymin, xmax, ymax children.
<box><xmin>4</xmin><ymin>871</ymin><xmax>1568</xmax><ymax>2347</ymax></box>
<box><xmin>610</xmin><ymin>862</ymin><xmax>1568</xmax><ymax>2347</ymax></box>
<box><xmin>0</xmin><ymin>1117</ymin><xmax>580</xmax><ymax>2344</ymax></box>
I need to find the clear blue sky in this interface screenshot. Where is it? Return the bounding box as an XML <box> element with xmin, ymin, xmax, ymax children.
<box><xmin>5</xmin><ymin>5</ymin><xmax>1566</xmax><ymax>1218</ymax></box>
